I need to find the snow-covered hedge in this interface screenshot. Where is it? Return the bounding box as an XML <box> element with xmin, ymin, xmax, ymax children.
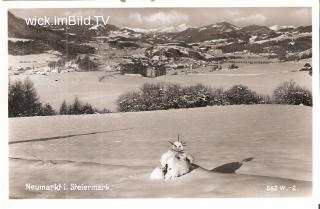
<box><xmin>116</xmin><ymin>83</ymin><xmax>268</xmax><ymax>112</ymax></box>
<box><xmin>273</xmin><ymin>80</ymin><xmax>312</xmax><ymax>106</ymax></box>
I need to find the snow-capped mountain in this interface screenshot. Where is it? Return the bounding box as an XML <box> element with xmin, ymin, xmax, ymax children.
<box><xmin>269</xmin><ymin>25</ymin><xmax>296</xmax><ymax>31</ymax></box>
<box><xmin>89</xmin><ymin>24</ymin><xmax>106</xmax><ymax>31</ymax></box>
<box><xmin>8</xmin><ymin>11</ymin><xmax>312</xmax><ymax>56</ymax></box>
<box><xmin>125</xmin><ymin>23</ymin><xmax>190</xmax><ymax>34</ymax></box>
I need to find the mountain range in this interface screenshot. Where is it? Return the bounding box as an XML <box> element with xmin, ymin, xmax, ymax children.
<box><xmin>8</xmin><ymin>11</ymin><xmax>312</xmax><ymax>56</ymax></box>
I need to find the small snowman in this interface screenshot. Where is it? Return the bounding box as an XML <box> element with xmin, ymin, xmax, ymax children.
<box><xmin>150</xmin><ymin>135</ymin><xmax>194</xmax><ymax>180</ymax></box>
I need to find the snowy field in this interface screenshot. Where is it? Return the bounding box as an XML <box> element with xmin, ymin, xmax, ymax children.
<box><xmin>8</xmin><ymin>52</ymin><xmax>61</xmax><ymax>70</ymax></box>
<box><xmin>8</xmin><ymin>60</ymin><xmax>311</xmax><ymax>111</ymax></box>
<box><xmin>9</xmin><ymin>105</ymin><xmax>312</xmax><ymax>198</ymax></box>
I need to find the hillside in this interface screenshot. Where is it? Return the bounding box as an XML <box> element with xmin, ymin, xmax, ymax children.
<box><xmin>8</xmin><ymin>11</ymin><xmax>312</xmax><ymax>56</ymax></box>
<box><xmin>239</xmin><ymin>24</ymin><xmax>272</xmax><ymax>35</ymax></box>
<box><xmin>170</xmin><ymin>21</ymin><xmax>250</xmax><ymax>43</ymax></box>
<box><xmin>8</xmin><ymin>11</ymin><xmax>65</xmax><ymax>42</ymax></box>
<box><xmin>8</xmin><ymin>12</ymin><xmax>96</xmax><ymax>56</ymax></box>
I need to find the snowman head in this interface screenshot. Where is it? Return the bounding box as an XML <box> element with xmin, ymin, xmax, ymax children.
<box><xmin>168</xmin><ymin>134</ymin><xmax>186</xmax><ymax>152</ymax></box>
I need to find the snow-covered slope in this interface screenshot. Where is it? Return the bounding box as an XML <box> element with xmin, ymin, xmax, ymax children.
<box><xmin>9</xmin><ymin>105</ymin><xmax>311</xmax><ymax>198</ymax></box>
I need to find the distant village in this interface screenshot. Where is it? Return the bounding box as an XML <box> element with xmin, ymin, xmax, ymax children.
<box><xmin>9</xmin><ymin>39</ymin><xmax>311</xmax><ymax>77</ymax></box>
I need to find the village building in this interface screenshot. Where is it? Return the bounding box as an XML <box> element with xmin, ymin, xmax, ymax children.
<box><xmin>119</xmin><ymin>57</ymin><xmax>166</xmax><ymax>78</ymax></box>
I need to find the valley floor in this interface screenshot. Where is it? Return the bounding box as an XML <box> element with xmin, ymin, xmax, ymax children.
<box><xmin>9</xmin><ymin>60</ymin><xmax>312</xmax><ymax>111</ymax></box>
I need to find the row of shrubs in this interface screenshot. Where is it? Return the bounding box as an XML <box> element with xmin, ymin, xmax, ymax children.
<box><xmin>59</xmin><ymin>98</ymin><xmax>110</xmax><ymax>115</ymax></box>
<box><xmin>273</xmin><ymin>81</ymin><xmax>312</xmax><ymax>106</ymax></box>
<box><xmin>117</xmin><ymin>81</ymin><xmax>312</xmax><ymax>112</ymax></box>
<box><xmin>8</xmin><ymin>78</ymin><xmax>110</xmax><ymax>117</ymax></box>
<box><xmin>8</xmin><ymin>78</ymin><xmax>312</xmax><ymax>117</ymax></box>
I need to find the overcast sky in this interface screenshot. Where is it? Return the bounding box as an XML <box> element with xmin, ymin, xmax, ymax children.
<box><xmin>10</xmin><ymin>7</ymin><xmax>311</xmax><ymax>29</ymax></box>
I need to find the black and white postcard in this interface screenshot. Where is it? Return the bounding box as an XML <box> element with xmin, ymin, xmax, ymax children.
<box><xmin>1</xmin><ymin>0</ymin><xmax>319</xmax><ymax>208</ymax></box>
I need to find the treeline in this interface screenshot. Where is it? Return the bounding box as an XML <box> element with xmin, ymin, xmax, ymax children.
<box><xmin>117</xmin><ymin>81</ymin><xmax>312</xmax><ymax>112</ymax></box>
<box><xmin>8</xmin><ymin>41</ymin><xmax>49</xmax><ymax>55</ymax></box>
<box><xmin>47</xmin><ymin>55</ymin><xmax>98</xmax><ymax>72</ymax></box>
<box><xmin>58</xmin><ymin>98</ymin><xmax>110</xmax><ymax>115</ymax></box>
<box><xmin>8</xmin><ymin>78</ymin><xmax>312</xmax><ymax>117</ymax></box>
<box><xmin>76</xmin><ymin>55</ymin><xmax>98</xmax><ymax>71</ymax></box>
<box><xmin>8</xmin><ymin>78</ymin><xmax>110</xmax><ymax>118</ymax></box>
<box><xmin>219</xmin><ymin>36</ymin><xmax>312</xmax><ymax>55</ymax></box>
<box><xmin>8</xmin><ymin>40</ymin><xmax>95</xmax><ymax>57</ymax></box>
<box><xmin>9</xmin><ymin>78</ymin><xmax>55</xmax><ymax>117</ymax></box>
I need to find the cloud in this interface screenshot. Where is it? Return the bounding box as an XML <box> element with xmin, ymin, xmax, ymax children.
<box><xmin>226</xmin><ymin>9</ymin><xmax>240</xmax><ymax>17</ymax></box>
<box><xmin>63</xmin><ymin>10</ymin><xmax>95</xmax><ymax>17</ymax></box>
<box><xmin>129</xmin><ymin>13</ymin><xmax>143</xmax><ymax>24</ymax></box>
<box><xmin>294</xmin><ymin>8</ymin><xmax>311</xmax><ymax>18</ymax></box>
<box><xmin>128</xmin><ymin>11</ymin><xmax>189</xmax><ymax>27</ymax></box>
<box><xmin>233</xmin><ymin>14</ymin><xmax>267</xmax><ymax>25</ymax></box>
